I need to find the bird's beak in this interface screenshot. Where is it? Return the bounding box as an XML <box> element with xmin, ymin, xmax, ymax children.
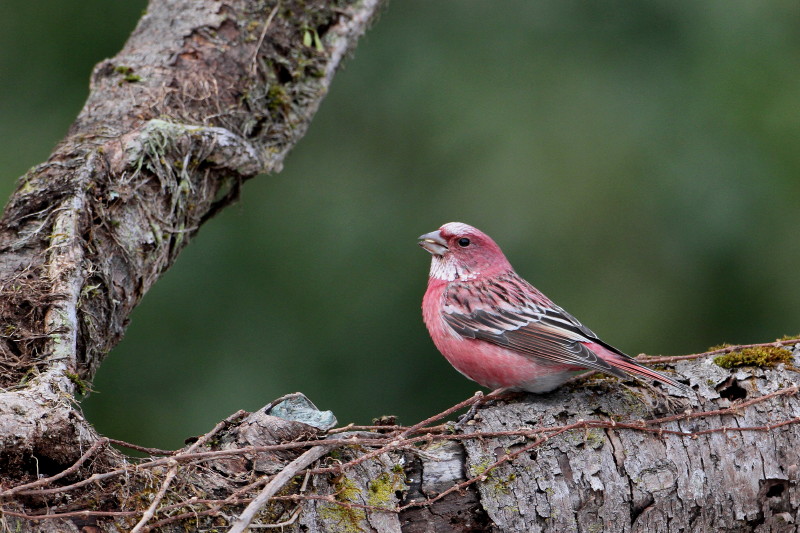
<box><xmin>418</xmin><ymin>230</ymin><xmax>449</xmax><ymax>256</ymax></box>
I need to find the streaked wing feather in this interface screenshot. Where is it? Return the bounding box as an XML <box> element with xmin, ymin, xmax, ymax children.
<box><xmin>442</xmin><ymin>275</ymin><xmax>626</xmax><ymax>377</ymax></box>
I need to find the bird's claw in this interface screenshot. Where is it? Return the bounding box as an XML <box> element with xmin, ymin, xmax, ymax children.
<box><xmin>453</xmin><ymin>390</ymin><xmax>507</xmax><ymax>431</ymax></box>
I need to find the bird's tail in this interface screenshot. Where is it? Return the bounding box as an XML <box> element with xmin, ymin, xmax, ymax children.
<box><xmin>586</xmin><ymin>342</ymin><xmax>691</xmax><ymax>393</ymax></box>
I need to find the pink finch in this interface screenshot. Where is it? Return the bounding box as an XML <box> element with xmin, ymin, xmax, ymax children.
<box><xmin>419</xmin><ymin>222</ymin><xmax>686</xmax><ymax>393</ymax></box>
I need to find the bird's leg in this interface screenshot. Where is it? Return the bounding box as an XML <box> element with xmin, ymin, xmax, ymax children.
<box><xmin>454</xmin><ymin>388</ymin><xmax>521</xmax><ymax>430</ymax></box>
<box><xmin>453</xmin><ymin>391</ymin><xmax>487</xmax><ymax>430</ymax></box>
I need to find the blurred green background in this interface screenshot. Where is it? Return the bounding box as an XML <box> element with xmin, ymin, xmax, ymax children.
<box><xmin>1</xmin><ymin>1</ymin><xmax>798</xmax><ymax>450</ymax></box>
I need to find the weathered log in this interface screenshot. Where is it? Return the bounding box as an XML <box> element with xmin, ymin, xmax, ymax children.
<box><xmin>2</xmin><ymin>344</ymin><xmax>797</xmax><ymax>530</ymax></box>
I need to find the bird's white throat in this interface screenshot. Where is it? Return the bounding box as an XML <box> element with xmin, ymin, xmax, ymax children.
<box><xmin>429</xmin><ymin>255</ymin><xmax>477</xmax><ymax>282</ymax></box>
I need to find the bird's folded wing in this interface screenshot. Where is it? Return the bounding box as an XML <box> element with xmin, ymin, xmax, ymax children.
<box><xmin>442</xmin><ymin>279</ymin><xmax>627</xmax><ymax>378</ymax></box>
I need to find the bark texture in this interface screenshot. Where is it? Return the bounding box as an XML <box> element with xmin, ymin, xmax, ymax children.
<box><xmin>2</xmin><ymin>0</ymin><xmax>799</xmax><ymax>531</ymax></box>
<box><xmin>456</xmin><ymin>355</ymin><xmax>800</xmax><ymax>533</ymax></box>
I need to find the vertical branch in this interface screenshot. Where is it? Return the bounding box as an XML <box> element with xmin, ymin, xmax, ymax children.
<box><xmin>0</xmin><ymin>0</ymin><xmax>386</xmax><ymax>474</ymax></box>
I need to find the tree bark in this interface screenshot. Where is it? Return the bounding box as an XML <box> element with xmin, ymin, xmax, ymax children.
<box><xmin>2</xmin><ymin>1</ymin><xmax>799</xmax><ymax>531</ymax></box>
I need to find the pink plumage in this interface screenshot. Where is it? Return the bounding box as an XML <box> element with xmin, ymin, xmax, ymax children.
<box><xmin>419</xmin><ymin>222</ymin><xmax>686</xmax><ymax>393</ymax></box>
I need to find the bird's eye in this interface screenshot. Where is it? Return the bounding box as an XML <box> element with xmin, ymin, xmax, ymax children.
<box><xmin>457</xmin><ymin>238</ymin><xmax>471</xmax><ymax>247</ymax></box>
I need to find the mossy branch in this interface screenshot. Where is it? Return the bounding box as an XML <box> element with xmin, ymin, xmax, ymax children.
<box><xmin>0</xmin><ymin>0</ymin><xmax>385</xmax><ymax>530</ymax></box>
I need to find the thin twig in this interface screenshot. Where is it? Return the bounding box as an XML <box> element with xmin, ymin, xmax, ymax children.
<box><xmin>399</xmin><ymin>425</ymin><xmax>575</xmax><ymax>511</ymax></box>
<box><xmin>562</xmin><ymin>338</ymin><xmax>800</xmax><ymax>387</ymax></box>
<box><xmin>250</xmin><ymin>2</ymin><xmax>281</xmax><ymax>77</ymax></box>
<box><xmin>4</xmin><ymin>360</ymin><xmax>800</xmax><ymax>528</ymax></box>
<box><xmin>106</xmin><ymin>439</ymin><xmax>175</xmax><ymax>456</ymax></box>
<box><xmin>396</xmin><ymin>391</ymin><xmax>487</xmax><ymax>438</ymax></box>
<box><xmin>0</xmin><ymin>438</ymin><xmax>108</xmax><ymax>496</ymax></box>
<box><xmin>247</xmin><ymin>505</ymin><xmax>303</xmax><ymax>528</ymax></box>
<box><xmin>132</xmin><ymin>410</ymin><xmax>246</xmax><ymax>532</ymax></box>
<box><xmin>263</xmin><ymin>391</ymin><xmax>306</xmax><ymax>414</ymax></box>
<box><xmin>229</xmin><ymin>444</ymin><xmax>336</xmax><ymax>533</ymax></box>
<box><xmin>6</xmin><ymin>402</ymin><xmax>800</xmax><ymax>526</ymax></box>
<box><xmin>130</xmin><ymin>461</ymin><xmax>178</xmax><ymax>533</ymax></box>
<box><xmin>2</xmin><ymin>509</ymin><xmax>141</xmax><ymax>520</ymax></box>
<box><xmin>638</xmin><ymin>338</ymin><xmax>800</xmax><ymax>363</ymax></box>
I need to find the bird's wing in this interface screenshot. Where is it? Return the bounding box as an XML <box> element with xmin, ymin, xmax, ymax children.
<box><xmin>441</xmin><ymin>274</ymin><xmax>627</xmax><ymax>378</ymax></box>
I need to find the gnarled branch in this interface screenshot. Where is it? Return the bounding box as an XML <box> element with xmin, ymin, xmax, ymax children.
<box><xmin>0</xmin><ymin>0</ymin><xmax>383</xmax><ymax>529</ymax></box>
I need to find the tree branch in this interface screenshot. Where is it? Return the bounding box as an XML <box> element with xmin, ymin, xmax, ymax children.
<box><xmin>0</xmin><ymin>0</ymin><xmax>385</xmax><ymax>526</ymax></box>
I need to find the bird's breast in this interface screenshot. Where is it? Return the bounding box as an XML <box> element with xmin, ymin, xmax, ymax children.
<box><xmin>422</xmin><ymin>280</ymin><xmax>457</xmax><ymax>339</ymax></box>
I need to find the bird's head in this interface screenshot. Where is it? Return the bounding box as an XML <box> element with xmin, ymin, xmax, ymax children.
<box><xmin>418</xmin><ymin>222</ymin><xmax>512</xmax><ymax>282</ymax></box>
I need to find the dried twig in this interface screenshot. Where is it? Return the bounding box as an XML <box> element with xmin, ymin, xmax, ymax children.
<box><xmin>638</xmin><ymin>338</ymin><xmax>799</xmax><ymax>363</ymax></box>
<box><xmin>106</xmin><ymin>439</ymin><xmax>175</xmax><ymax>456</ymax></box>
<box><xmin>229</xmin><ymin>444</ymin><xmax>336</xmax><ymax>533</ymax></box>
<box><xmin>132</xmin><ymin>410</ymin><xmax>246</xmax><ymax>532</ymax></box>
<box><xmin>250</xmin><ymin>2</ymin><xmax>281</xmax><ymax>77</ymax></box>
<box><xmin>0</xmin><ymin>438</ymin><xmax>108</xmax><ymax>497</ymax></box>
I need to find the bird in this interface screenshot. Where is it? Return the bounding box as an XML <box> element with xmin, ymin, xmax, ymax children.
<box><xmin>419</xmin><ymin>222</ymin><xmax>687</xmax><ymax>394</ymax></box>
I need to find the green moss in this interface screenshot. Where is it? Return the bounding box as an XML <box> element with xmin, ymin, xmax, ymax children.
<box><xmin>114</xmin><ymin>65</ymin><xmax>141</xmax><ymax>83</ymax></box>
<box><xmin>266</xmin><ymin>84</ymin><xmax>290</xmax><ymax>111</ymax></box>
<box><xmin>65</xmin><ymin>372</ymin><xmax>88</xmax><ymax>396</ymax></box>
<box><xmin>367</xmin><ymin>473</ymin><xmax>393</xmax><ymax>507</ymax></box>
<box><xmin>615</xmin><ymin>388</ymin><xmax>650</xmax><ymax>417</ymax></box>
<box><xmin>328</xmin><ymin>448</ymin><xmax>344</xmax><ymax>462</ymax></box>
<box><xmin>487</xmin><ymin>471</ymin><xmax>517</xmax><ymax>496</ymax></box>
<box><xmin>713</xmin><ymin>346</ymin><xmax>793</xmax><ymax>369</ymax></box>
<box><xmin>80</xmin><ymin>283</ymin><xmax>102</xmax><ymax>302</ymax></box>
<box><xmin>470</xmin><ymin>457</ymin><xmax>517</xmax><ymax>496</ymax></box>
<box><xmin>319</xmin><ymin>475</ymin><xmax>366</xmax><ymax>533</ymax></box>
<box><xmin>335</xmin><ymin>476</ymin><xmax>361</xmax><ymax>502</ymax></box>
<box><xmin>319</xmin><ymin>504</ymin><xmax>366</xmax><ymax>533</ymax></box>
<box><xmin>18</xmin><ymin>169</ymin><xmax>38</xmax><ymax>194</ymax></box>
<box><xmin>302</xmin><ymin>27</ymin><xmax>324</xmax><ymax>51</ymax></box>
<box><xmin>469</xmin><ymin>458</ymin><xmax>493</xmax><ymax>478</ymax></box>
<box><xmin>367</xmin><ymin>469</ymin><xmax>406</xmax><ymax>508</ymax></box>
<box><xmin>584</xmin><ymin>428</ymin><xmax>606</xmax><ymax>450</ymax></box>
<box><xmin>709</xmin><ymin>343</ymin><xmax>733</xmax><ymax>351</ymax></box>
